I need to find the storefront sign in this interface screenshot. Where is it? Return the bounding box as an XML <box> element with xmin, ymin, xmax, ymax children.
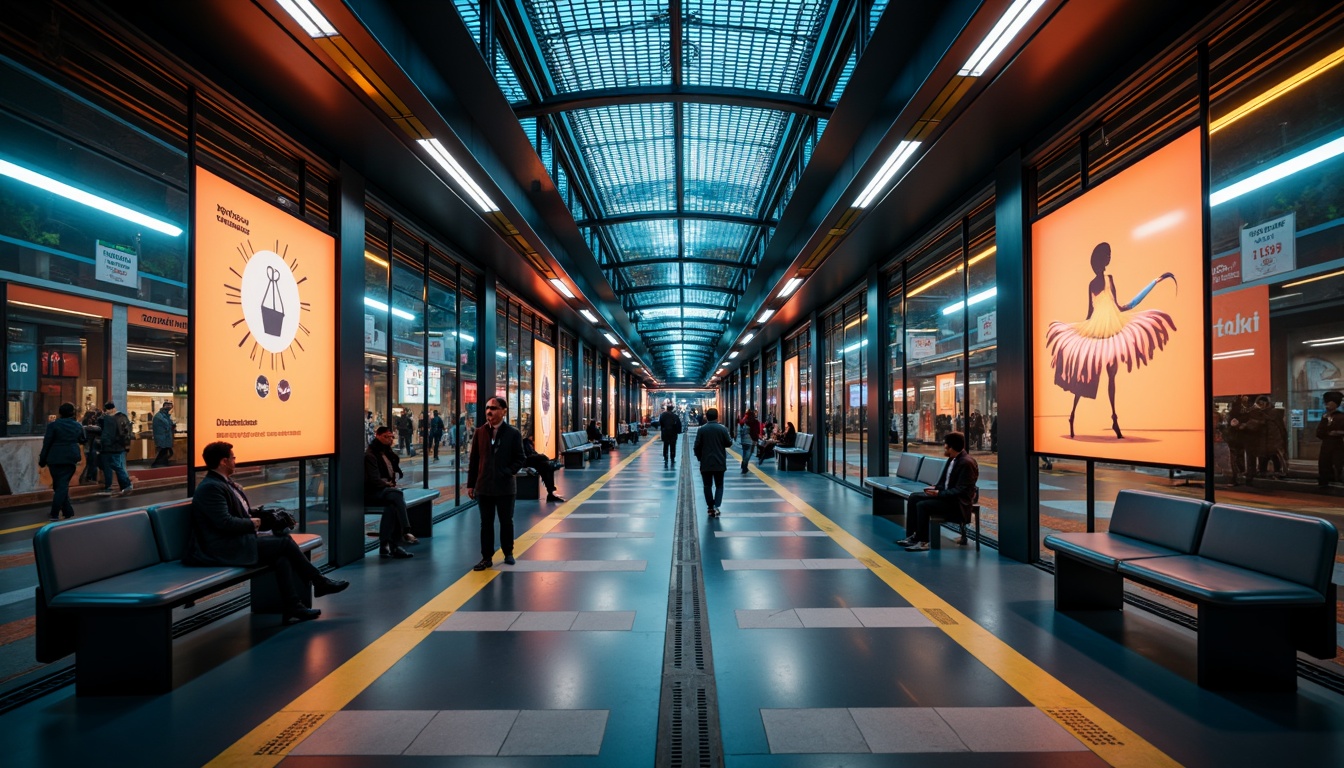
<box><xmin>977</xmin><ymin>311</ymin><xmax>997</xmax><ymax>342</ymax></box>
<box><xmin>193</xmin><ymin>167</ymin><xmax>335</xmax><ymax>466</ymax></box>
<box><xmin>95</xmin><ymin>240</ymin><xmax>138</xmax><ymax>287</ymax></box>
<box><xmin>1211</xmin><ymin>284</ymin><xmax>1269</xmax><ymax>396</ymax></box>
<box><xmin>398</xmin><ymin>361</ymin><xmax>441</xmax><ymax>404</ymax></box>
<box><xmin>783</xmin><ymin>355</ymin><xmax>799</xmax><ymax>431</ymax></box>
<box><xmin>936</xmin><ymin>372</ymin><xmax>956</xmax><ymax>416</ymax></box>
<box><xmin>909</xmin><ymin>335</ymin><xmax>936</xmax><ymax>360</ymax></box>
<box><xmin>1240</xmin><ymin>211</ymin><xmax>1295</xmax><ymax>281</ymax></box>
<box><xmin>128</xmin><ymin>308</ymin><xmax>188</xmax><ymax>332</ymax></box>
<box><xmin>6</xmin><ymin>343</ymin><xmax>37</xmax><ymax>391</ymax></box>
<box><xmin>534</xmin><ymin>340</ymin><xmax>556</xmax><ymax>458</ymax></box>
<box><xmin>1031</xmin><ymin>130</ymin><xmax>1206</xmax><ymax>467</ymax></box>
<box><xmin>1210</xmin><ymin>252</ymin><xmax>1242</xmax><ymax>289</ymax></box>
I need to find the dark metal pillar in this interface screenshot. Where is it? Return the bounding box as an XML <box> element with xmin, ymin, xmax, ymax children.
<box><xmin>333</xmin><ymin>161</ymin><xmax>368</xmax><ymax>567</ymax></box>
<box><xmin>866</xmin><ymin>265</ymin><xmax>886</xmax><ymax>478</ymax></box>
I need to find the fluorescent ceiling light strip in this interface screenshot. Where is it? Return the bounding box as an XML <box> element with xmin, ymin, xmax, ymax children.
<box><xmin>942</xmin><ymin>286</ymin><xmax>998</xmax><ymax>315</ymax></box>
<box><xmin>741</xmin><ymin>332</ymin><xmax>754</xmax><ymax>344</ymax></box>
<box><xmin>1211</xmin><ymin>46</ymin><xmax>1344</xmax><ymax>135</ymax></box>
<box><xmin>757</xmin><ymin>309</ymin><xmax>775</xmax><ymax>324</ymax></box>
<box><xmin>729</xmin><ymin>351</ymin><xmax>739</xmax><ymax>359</ymax></box>
<box><xmin>779</xmin><ymin>277</ymin><xmax>804</xmax><ymax>298</ymax></box>
<box><xmin>603</xmin><ymin>332</ymin><xmax>619</xmax><ymax>345</ymax></box>
<box><xmin>1269</xmin><ymin>293</ymin><xmax>1301</xmax><ymax>300</ymax></box>
<box><xmin>841</xmin><ymin>339</ymin><xmax>869</xmax><ymax>354</ymax></box>
<box><xmin>958</xmin><ymin>0</ymin><xmax>1048</xmax><ymax>76</ymax></box>
<box><xmin>454</xmin><ymin>331</ymin><xmax>475</xmax><ymax>343</ymax></box>
<box><xmin>417</xmin><ymin>139</ymin><xmax>498</xmax><ymax>213</ymax></box>
<box><xmin>854</xmin><ymin>140</ymin><xmax>921</xmax><ymax>208</ymax></box>
<box><xmin>1303</xmin><ymin>335</ymin><xmax>1344</xmax><ymax>345</ymax></box>
<box><xmin>1210</xmin><ymin>135</ymin><xmax>1344</xmax><ymax>206</ymax></box>
<box><xmin>1310</xmin><ymin>340</ymin><xmax>1344</xmax><ymax>347</ymax></box>
<box><xmin>621</xmin><ymin>350</ymin><xmax>632</xmax><ymax>358</ymax></box>
<box><xmin>580</xmin><ymin>309</ymin><xmax>599</xmax><ymax>323</ymax></box>
<box><xmin>364</xmin><ymin>251</ymin><xmax>389</xmax><ymax>268</ymax></box>
<box><xmin>0</xmin><ymin>158</ymin><xmax>182</xmax><ymax>236</ymax></box>
<box><xmin>907</xmin><ymin>246</ymin><xmax>996</xmax><ymax>298</ymax></box>
<box><xmin>550</xmin><ymin>279</ymin><xmax>575</xmax><ymax>299</ymax></box>
<box><xmin>8</xmin><ymin>300</ymin><xmax>105</xmax><ymax>319</ymax></box>
<box><xmin>276</xmin><ymin>0</ymin><xmax>337</xmax><ymax>37</ymax></box>
<box><xmin>363</xmin><ymin>295</ymin><xmax>414</xmax><ymax>321</ymax></box>
<box><xmin>1282</xmin><ymin>268</ymin><xmax>1344</xmax><ymax>289</ymax></box>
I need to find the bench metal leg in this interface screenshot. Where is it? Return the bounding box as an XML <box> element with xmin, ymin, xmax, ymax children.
<box><xmin>407</xmin><ymin>502</ymin><xmax>434</xmax><ymax>538</ymax></box>
<box><xmin>77</xmin><ymin>610</ymin><xmax>173</xmax><ymax>695</ymax></box>
<box><xmin>1197</xmin><ymin>603</ymin><xmax>1297</xmax><ymax>690</ymax></box>
<box><xmin>1292</xmin><ymin>583</ymin><xmax>1336</xmax><ymax>659</ymax></box>
<box><xmin>1054</xmin><ymin>555</ymin><xmax>1124</xmax><ymax>611</ymax></box>
<box><xmin>563</xmin><ymin>452</ymin><xmax>585</xmax><ymax>469</ymax></box>
<box><xmin>251</xmin><ymin>567</ymin><xmax>312</xmax><ymax>614</ymax></box>
<box><xmin>872</xmin><ymin>490</ymin><xmax>904</xmax><ymax>523</ymax></box>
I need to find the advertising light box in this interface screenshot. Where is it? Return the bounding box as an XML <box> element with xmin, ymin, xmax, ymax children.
<box><xmin>399</xmin><ymin>361</ymin><xmax>442</xmax><ymax>405</ymax></box>
<box><xmin>193</xmin><ymin>168</ymin><xmax>335</xmax><ymax>466</ymax></box>
<box><xmin>1031</xmin><ymin>130</ymin><xmax>1206</xmax><ymax>467</ymax></box>
<box><xmin>534</xmin><ymin>340</ymin><xmax>556</xmax><ymax>459</ymax></box>
<box><xmin>783</xmin><ymin>356</ymin><xmax>799</xmax><ymax>431</ymax></box>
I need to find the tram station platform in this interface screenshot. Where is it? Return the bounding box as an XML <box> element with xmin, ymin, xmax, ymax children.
<box><xmin>1</xmin><ymin>432</ymin><xmax>1341</xmax><ymax>767</ymax></box>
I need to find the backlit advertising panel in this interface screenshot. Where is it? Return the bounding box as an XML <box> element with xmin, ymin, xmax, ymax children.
<box><xmin>1032</xmin><ymin>130</ymin><xmax>1206</xmax><ymax>466</ymax></box>
<box><xmin>534</xmin><ymin>340</ymin><xmax>557</xmax><ymax>459</ymax></box>
<box><xmin>607</xmin><ymin>374</ymin><xmax>616</xmax><ymax>433</ymax></box>
<box><xmin>783</xmin><ymin>356</ymin><xmax>799</xmax><ymax>431</ymax></box>
<box><xmin>1212</xmin><ymin>284</ymin><xmax>1270</xmax><ymax>396</ymax></box>
<box><xmin>193</xmin><ymin>167</ymin><xmax>335</xmax><ymax>466</ymax></box>
<box><xmin>936</xmin><ymin>372</ymin><xmax>956</xmax><ymax>416</ymax></box>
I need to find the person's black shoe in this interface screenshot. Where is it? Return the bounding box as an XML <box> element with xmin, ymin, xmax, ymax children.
<box><xmin>504</xmin><ymin>554</ymin><xmax>516</xmax><ymax>565</ymax></box>
<box><xmin>472</xmin><ymin>557</ymin><xmax>492</xmax><ymax>571</ymax></box>
<box><xmin>546</xmin><ymin>493</ymin><xmax>566</xmax><ymax>502</ymax></box>
<box><xmin>388</xmin><ymin>547</ymin><xmax>413</xmax><ymax>559</ymax></box>
<box><xmin>48</xmin><ymin>515</ymin><xmax>58</xmax><ymax>522</ymax></box>
<box><xmin>313</xmin><ymin>577</ymin><xmax>349</xmax><ymax>597</ymax></box>
<box><xmin>284</xmin><ymin>605</ymin><xmax>321</xmax><ymax>623</ymax></box>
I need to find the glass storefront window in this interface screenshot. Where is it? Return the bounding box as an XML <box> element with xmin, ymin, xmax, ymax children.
<box><xmin>904</xmin><ymin>228</ymin><xmax>965</xmax><ymax>456</ymax></box>
<box><xmin>5</xmin><ymin>302</ymin><xmax>106</xmax><ymax>436</ymax></box>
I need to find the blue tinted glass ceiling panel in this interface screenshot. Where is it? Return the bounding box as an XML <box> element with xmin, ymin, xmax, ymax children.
<box><xmin>494</xmin><ymin>47</ymin><xmax>527</xmax><ymax>103</ymax></box>
<box><xmin>829</xmin><ymin>46</ymin><xmax>856</xmax><ymax>103</ymax></box>
<box><xmin>621</xmin><ymin>263</ymin><xmax>680</xmax><ymax>286</ymax></box>
<box><xmin>637</xmin><ymin>289</ymin><xmax>683</xmax><ymax>305</ymax></box>
<box><xmin>683</xmin><ymin>307</ymin><xmax>727</xmax><ymax>321</ymax></box>
<box><xmin>683</xmin><ymin>104</ymin><xmax>786</xmax><ymax>216</ymax></box>
<box><xmin>608</xmin><ymin>220</ymin><xmax>679</xmax><ymax>261</ymax></box>
<box><xmin>520</xmin><ymin>117</ymin><xmax>538</xmax><ymax>151</ymax></box>
<box><xmin>683</xmin><ymin>289</ymin><xmax>733</xmax><ymax>307</ymax></box>
<box><xmin>683</xmin><ymin>262</ymin><xmax>741</xmax><ymax>287</ymax></box>
<box><xmin>452</xmin><ymin>0</ymin><xmax>481</xmax><ymax>45</ymax></box>
<box><xmin>683</xmin><ymin>219</ymin><xmax>753</xmax><ymax>261</ymax></box>
<box><xmin>569</xmin><ymin>104</ymin><xmax>675</xmax><ymax>215</ymax></box>
<box><xmin>639</xmin><ymin>307</ymin><xmax>685</xmax><ymax>320</ymax></box>
<box><xmin>870</xmin><ymin>0</ymin><xmax>890</xmax><ymax>36</ymax></box>
<box><xmin>523</xmin><ymin>0</ymin><xmax>670</xmax><ymax>93</ymax></box>
<box><xmin>683</xmin><ymin>0</ymin><xmax>827</xmax><ymax>93</ymax></box>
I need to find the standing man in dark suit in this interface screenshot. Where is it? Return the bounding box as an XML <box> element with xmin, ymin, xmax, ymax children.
<box><xmin>184</xmin><ymin>441</ymin><xmax>348</xmax><ymax>621</ymax></box>
<box><xmin>898</xmin><ymin>431</ymin><xmax>979</xmax><ymax>552</ymax></box>
<box><xmin>693</xmin><ymin>407</ymin><xmax>733</xmax><ymax>517</ymax></box>
<box><xmin>658</xmin><ymin>403</ymin><xmax>682</xmax><ymax>469</ymax></box>
<box><xmin>468</xmin><ymin>397</ymin><xmax>527</xmax><ymax>570</ymax></box>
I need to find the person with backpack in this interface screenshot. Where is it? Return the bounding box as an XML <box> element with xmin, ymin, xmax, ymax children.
<box><xmin>737</xmin><ymin>408</ymin><xmax>761</xmax><ymax>474</ymax></box>
<box><xmin>99</xmin><ymin>400</ymin><xmax>134</xmax><ymax>495</ymax></box>
<box><xmin>80</xmin><ymin>409</ymin><xmax>103</xmax><ymax>485</ymax></box>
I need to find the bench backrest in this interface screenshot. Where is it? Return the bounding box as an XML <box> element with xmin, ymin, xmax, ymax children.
<box><xmin>147</xmin><ymin>499</ymin><xmax>196</xmax><ymax>562</ymax></box>
<box><xmin>793</xmin><ymin>433</ymin><xmax>813</xmax><ymax>451</ymax></box>
<box><xmin>916</xmin><ymin>457</ymin><xmax>947</xmax><ymax>486</ymax></box>
<box><xmin>1198</xmin><ymin>504</ymin><xmax>1337</xmax><ymax>593</ymax></box>
<box><xmin>562</xmin><ymin>432</ymin><xmax>579</xmax><ymax>450</ymax></box>
<box><xmin>895</xmin><ymin>453</ymin><xmax>923</xmax><ymax>481</ymax></box>
<box><xmin>1109</xmin><ymin>489</ymin><xmax>1209</xmax><ymax>554</ymax></box>
<box><xmin>617</xmin><ymin>423</ymin><xmax>628</xmax><ymax>434</ymax></box>
<box><xmin>33</xmin><ymin>510</ymin><xmax>160</xmax><ymax>602</ymax></box>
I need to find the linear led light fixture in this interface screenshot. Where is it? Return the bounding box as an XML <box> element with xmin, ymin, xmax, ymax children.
<box><xmin>603</xmin><ymin>332</ymin><xmax>619</xmax><ymax>345</ymax></box>
<box><xmin>580</xmin><ymin>309</ymin><xmax>599</xmax><ymax>323</ymax></box>
<box><xmin>853</xmin><ymin>140</ymin><xmax>921</xmax><ymax>209</ymax></box>
<box><xmin>1303</xmin><ymin>334</ymin><xmax>1344</xmax><ymax>345</ymax></box>
<box><xmin>276</xmin><ymin>0</ymin><xmax>337</xmax><ymax>37</ymax></box>
<box><xmin>454</xmin><ymin>331</ymin><xmax>475</xmax><ymax>343</ymax></box>
<box><xmin>1211</xmin><ymin>46</ymin><xmax>1344</xmax><ymax>135</ymax></box>
<box><xmin>8</xmin><ymin>300</ymin><xmax>105</xmax><ymax>319</ymax></box>
<box><xmin>1212</xmin><ymin>349</ymin><xmax>1255</xmax><ymax>360</ymax></box>
<box><xmin>126</xmin><ymin>346</ymin><xmax>178</xmax><ymax>358</ymax></box>
<box><xmin>1210</xmin><ymin>135</ymin><xmax>1344</xmax><ymax>207</ymax></box>
<box><xmin>363</xmin><ymin>295</ymin><xmax>415</xmax><ymax>321</ymax></box>
<box><xmin>958</xmin><ymin>0</ymin><xmax>1048</xmax><ymax>76</ymax></box>
<box><xmin>0</xmin><ymin>158</ymin><xmax>182</xmax><ymax>236</ymax></box>
<box><xmin>942</xmin><ymin>287</ymin><xmax>998</xmax><ymax>315</ymax></box>
<box><xmin>756</xmin><ymin>309</ymin><xmax>775</xmax><ymax>324</ymax></box>
<box><xmin>364</xmin><ymin>251</ymin><xmax>389</xmax><ymax>268</ymax></box>
<box><xmin>1281</xmin><ymin>267</ymin><xmax>1344</xmax><ymax>289</ymax></box>
<box><xmin>779</xmin><ymin>277</ymin><xmax>804</xmax><ymax>298</ymax></box>
<box><xmin>907</xmin><ymin>246</ymin><xmax>997</xmax><ymax>298</ymax></box>
<box><xmin>417</xmin><ymin>138</ymin><xmax>499</xmax><ymax>213</ymax></box>
<box><xmin>621</xmin><ymin>350</ymin><xmax>632</xmax><ymax>358</ymax></box>
<box><xmin>550</xmin><ymin>279</ymin><xmax>575</xmax><ymax>299</ymax></box>
<box><xmin>631</xmin><ymin>362</ymin><xmax>641</xmax><ymax>367</ymax></box>
<box><xmin>729</xmin><ymin>351</ymin><xmax>739</xmax><ymax>359</ymax></box>
<box><xmin>741</xmin><ymin>332</ymin><xmax>755</xmax><ymax>345</ymax></box>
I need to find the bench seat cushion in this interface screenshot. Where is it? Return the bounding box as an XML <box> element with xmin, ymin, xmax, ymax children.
<box><xmin>368</xmin><ymin>488</ymin><xmax>440</xmax><ymax>510</ymax></box>
<box><xmin>1044</xmin><ymin>532</ymin><xmax>1182</xmax><ymax>570</ymax></box>
<box><xmin>49</xmin><ymin>562</ymin><xmax>249</xmax><ymax>609</ymax></box>
<box><xmin>1118</xmin><ymin>556</ymin><xmax>1326</xmax><ymax>605</ymax></box>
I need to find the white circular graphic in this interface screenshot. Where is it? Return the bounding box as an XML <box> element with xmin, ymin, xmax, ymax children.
<box><xmin>240</xmin><ymin>250</ymin><xmax>301</xmax><ymax>353</ymax></box>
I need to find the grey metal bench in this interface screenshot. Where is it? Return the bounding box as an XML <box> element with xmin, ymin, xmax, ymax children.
<box><xmin>33</xmin><ymin>502</ymin><xmax>322</xmax><ymax>695</ymax></box>
<box><xmin>1047</xmin><ymin>491</ymin><xmax>1337</xmax><ymax>690</ymax></box>
<box><xmin>561</xmin><ymin>432</ymin><xmax>597</xmax><ymax>468</ymax></box>
<box><xmin>868</xmin><ymin>455</ymin><xmax>978</xmax><ymax>549</ymax></box>
<box><xmin>775</xmin><ymin>432</ymin><xmax>814</xmax><ymax>471</ymax></box>
<box><xmin>367</xmin><ymin>487</ymin><xmax>441</xmax><ymax>538</ymax></box>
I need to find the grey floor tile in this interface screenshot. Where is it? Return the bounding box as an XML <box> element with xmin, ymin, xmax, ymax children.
<box><xmin>718</xmin><ymin>512</ymin><xmax>805</xmax><ymax>517</ymax></box>
<box><xmin>570</xmin><ymin>610</ymin><xmax>636</xmax><ymax>631</ymax></box>
<box><xmin>544</xmin><ymin>532</ymin><xmax>618</xmax><ymax>538</ymax></box>
<box><xmin>714</xmin><ymin>531</ymin><xmax>763</xmax><ymax>537</ymax></box>
<box><xmin>851</xmin><ymin>607</ymin><xmax>933</xmax><ymax>628</ymax></box>
<box><xmin>936</xmin><ymin>707</ymin><xmax>1089</xmax><ymax>752</ymax></box>
<box><xmin>735</xmin><ymin>609</ymin><xmax>804</xmax><ymax>629</ymax></box>
<box><xmin>722</xmin><ymin>559</ymin><xmax>804</xmax><ymax>570</ymax></box>
<box><xmin>511</xmin><ymin>611</ymin><xmax>579</xmax><ymax>631</ymax></box>
<box><xmin>499</xmin><ymin>710</ymin><xmax>609</xmax><ymax>756</ymax></box>
<box><xmin>795</xmin><ymin>607</ymin><xmax>863</xmax><ymax>628</ymax></box>
<box><xmin>802</xmin><ymin>558</ymin><xmax>868</xmax><ymax>570</ymax></box>
<box><xmin>403</xmin><ymin>710</ymin><xmax>519</xmax><ymax>756</ymax></box>
<box><xmin>761</xmin><ymin>708</ymin><xmax>868</xmax><ymax>754</ymax></box>
<box><xmin>506</xmin><ymin>560</ymin><xmax>648</xmax><ymax>571</ymax></box>
<box><xmin>290</xmin><ymin>710</ymin><xmax>436</xmax><ymax>755</ymax></box>
<box><xmin>849</xmin><ymin>708</ymin><xmax>968</xmax><ymax>753</ymax></box>
<box><xmin>435</xmin><ymin>611</ymin><xmax>521</xmax><ymax>632</ymax></box>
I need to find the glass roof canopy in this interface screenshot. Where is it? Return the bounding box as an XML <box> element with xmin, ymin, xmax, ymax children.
<box><xmin>455</xmin><ymin>0</ymin><xmax>865</xmax><ymax>380</ymax></box>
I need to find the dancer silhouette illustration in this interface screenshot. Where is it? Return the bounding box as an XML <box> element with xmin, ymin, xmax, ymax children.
<box><xmin>1046</xmin><ymin>242</ymin><xmax>1176</xmax><ymax>439</ymax></box>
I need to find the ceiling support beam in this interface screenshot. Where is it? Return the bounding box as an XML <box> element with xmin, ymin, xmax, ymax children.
<box><xmin>514</xmin><ymin>87</ymin><xmax>833</xmax><ymax>119</ymax></box>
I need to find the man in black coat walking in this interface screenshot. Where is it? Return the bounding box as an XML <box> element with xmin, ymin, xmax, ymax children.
<box><xmin>658</xmin><ymin>403</ymin><xmax>682</xmax><ymax>469</ymax></box>
<box><xmin>693</xmin><ymin>407</ymin><xmax>734</xmax><ymax>517</ymax></box>
<box><xmin>468</xmin><ymin>397</ymin><xmax>527</xmax><ymax>570</ymax></box>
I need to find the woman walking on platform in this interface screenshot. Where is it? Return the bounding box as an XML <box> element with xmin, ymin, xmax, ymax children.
<box><xmin>39</xmin><ymin>402</ymin><xmax>85</xmax><ymax>521</ymax></box>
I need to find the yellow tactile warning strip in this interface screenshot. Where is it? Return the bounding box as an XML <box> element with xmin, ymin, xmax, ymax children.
<box><xmin>744</xmin><ymin>459</ymin><xmax>1181</xmax><ymax>768</ymax></box>
<box><xmin>206</xmin><ymin>438</ymin><xmax>657</xmax><ymax>768</ymax></box>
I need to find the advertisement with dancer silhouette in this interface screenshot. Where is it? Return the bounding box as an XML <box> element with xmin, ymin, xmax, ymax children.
<box><xmin>1032</xmin><ymin>130</ymin><xmax>1206</xmax><ymax>466</ymax></box>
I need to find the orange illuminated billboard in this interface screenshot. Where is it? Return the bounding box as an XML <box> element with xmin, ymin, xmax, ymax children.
<box><xmin>1032</xmin><ymin>130</ymin><xmax>1206</xmax><ymax>466</ymax></box>
<box><xmin>783</xmin><ymin>355</ymin><xmax>799</xmax><ymax>432</ymax></box>
<box><xmin>534</xmin><ymin>340</ymin><xmax>557</xmax><ymax>458</ymax></box>
<box><xmin>193</xmin><ymin>168</ymin><xmax>336</xmax><ymax>466</ymax></box>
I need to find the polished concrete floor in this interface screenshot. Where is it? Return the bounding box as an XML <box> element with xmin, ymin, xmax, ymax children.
<box><xmin>2</xmin><ymin>432</ymin><xmax>1342</xmax><ymax>766</ymax></box>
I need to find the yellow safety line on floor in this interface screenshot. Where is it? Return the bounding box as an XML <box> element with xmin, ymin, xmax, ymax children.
<box><xmin>206</xmin><ymin>438</ymin><xmax>656</xmax><ymax>768</ymax></box>
<box><xmin>746</xmin><ymin>461</ymin><xmax>1180</xmax><ymax>768</ymax></box>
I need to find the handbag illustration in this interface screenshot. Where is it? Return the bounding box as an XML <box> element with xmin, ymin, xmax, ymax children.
<box><xmin>259</xmin><ymin>265</ymin><xmax>285</xmax><ymax>336</ymax></box>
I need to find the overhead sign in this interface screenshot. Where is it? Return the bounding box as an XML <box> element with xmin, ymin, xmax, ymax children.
<box><xmin>1240</xmin><ymin>211</ymin><xmax>1295</xmax><ymax>282</ymax></box>
<box><xmin>1032</xmin><ymin>130</ymin><xmax>1206</xmax><ymax>467</ymax></box>
<box><xmin>1212</xmin><ymin>284</ymin><xmax>1270</xmax><ymax>396</ymax></box>
<box><xmin>193</xmin><ymin>167</ymin><xmax>335</xmax><ymax>466</ymax></box>
<box><xmin>534</xmin><ymin>340</ymin><xmax>556</xmax><ymax>458</ymax></box>
<box><xmin>909</xmin><ymin>335</ymin><xmax>936</xmax><ymax>360</ymax></box>
<box><xmin>95</xmin><ymin>240</ymin><xmax>138</xmax><ymax>287</ymax></box>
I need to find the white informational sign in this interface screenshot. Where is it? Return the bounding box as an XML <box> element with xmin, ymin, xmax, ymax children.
<box><xmin>95</xmin><ymin>240</ymin><xmax>137</xmax><ymax>286</ymax></box>
<box><xmin>1240</xmin><ymin>211</ymin><xmax>1295</xmax><ymax>281</ymax></box>
<box><xmin>364</xmin><ymin>313</ymin><xmax>385</xmax><ymax>349</ymax></box>
<box><xmin>399</xmin><ymin>361</ymin><xmax>441</xmax><ymax>404</ymax></box>
<box><xmin>977</xmin><ymin>311</ymin><xmax>997</xmax><ymax>342</ymax></box>
<box><xmin>909</xmin><ymin>335</ymin><xmax>936</xmax><ymax>360</ymax></box>
<box><xmin>1290</xmin><ymin>409</ymin><xmax>1304</xmax><ymax>429</ymax></box>
<box><xmin>428</xmin><ymin>337</ymin><xmax>447</xmax><ymax>363</ymax></box>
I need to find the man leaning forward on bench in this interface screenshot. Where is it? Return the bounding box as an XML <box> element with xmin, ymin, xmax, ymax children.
<box><xmin>184</xmin><ymin>441</ymin><xmax>349</xmax><ymax>622</ymax></box>
<box><xmin>897</xmin><ymin>432</ymin><xmax>979</xmax><ymax>552</ymax></box>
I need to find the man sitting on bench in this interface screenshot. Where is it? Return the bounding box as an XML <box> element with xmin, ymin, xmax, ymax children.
<box><xmin>897</xmin><ymin>431</ymin><xmax>979</xmax><ymax>552</ymax></box>
<box><xmin>184</xmin><ymin>441</ymin><xmax>349</xmax><ymax>622</ymax></box>
<box><xmin>523</xmin><ymin>436</ymin><xmax>565</xmax><ymax>503</ymax></box>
